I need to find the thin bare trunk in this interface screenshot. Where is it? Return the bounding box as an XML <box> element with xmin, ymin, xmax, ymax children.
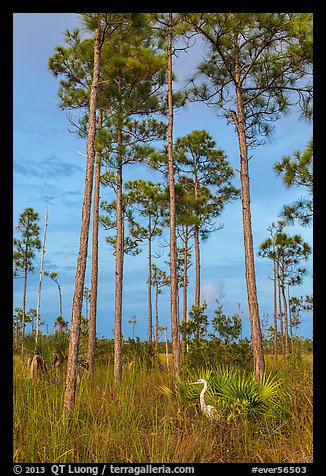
<box><xmin>290</xmin><ymin>325</ymin><xmax>294</xmax><ymax>353</ymax></box>
<box><xmin>288</xmin><ymin>286</ymin><xmax>294</xmax><ymax>354</ymax></box>
<box><xmin>21</xmin><ymin>266</ymin><xmax>27</xmax><ymax>360</ymax></box>
<box><xmin>279</xmin><ymin>251</ymin><xmax>288</xmax><ymax>358</ymax></box>
<box><xmin>289</xmin><ymin>298</ymin><xmax>295</xmax><ymax>354</ymax></box>
<box><xmin>87</xmin><ymin>110</ymin><xmax>103</xmax><ymax>374</ymax></box>
<box><xmin>176</xmin><ymin>282</ymin><xmax>180</xmax><ymax>327</ymax></box>
<box><xmin>36</xmin><ymin>208</ymin><xmax>48</xmax><ymax>346</ymax></box>
<box><xmin>194</xmin><ymin>225</ymin><xmax>200</xmax><ymax>308</ymax></box>
<box><xmin>273</xmin><ymin>260</ymin><xmax>278</xmax><ymax>360</ymax></box>
<box><xmin>62</xmin><ymin>25</ymin><xmax>101</xmax><ymax>423</ymax></box>
<box><xmin>148</xmin><ymin>221</ymin><xmax>153</xmax><ymax>344</ymax></box>
<box><xmin>155</xmin><ymin>286</ymin><xmax>159</xmax><ymax>351</ymax></box>
<box><xmin>114</xmin><ymin>126</ymin><xmax>124</xmax><ymax>386</ymax></box>
<box><xmin>237</xmin><ymin>118</ymin><xmax>265</xmax><ymax>381</ymax></box>
<box><xmin>278</xmin><ymin>273</ymin><xmax>284</xmax><ymax>357</ymax></box>
<box><xmin>233</xmin><ymin>42</ymin><xmax>265</xmax><ymax>382</ymax></box>
<box><xmin>167</xmin><ymin>13</ymin><xmax>180</xmax><ymax>378</ymax></box>
<box><xmin>58</xmin><ymin>283</ymin><xmax>63</xmax><ymax>319</ymax></box>
<box><xmin>281</xmin><ymin>279</ymin><xmax>289</xmax><ymax>359</ymax></box>
<box><xmin>181</xmin><ymin>229</ymin><xmax>188</xmax><ymax>355</ymax></box>
<box><xmin>164</xmin><ymin>328</ymin><xmax>169</xmax><ymax>369</ymax></box>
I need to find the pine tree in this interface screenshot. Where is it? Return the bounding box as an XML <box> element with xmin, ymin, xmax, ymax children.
<box><xmin>49</xmin><ymin>13</ymin><xmax>154</xmax><ymax>414</ymax></box>
<box><xmin>151</xmin><ymin>264</ymin><xmax>169</xmax><ymax>350</ymax></box>
<box><xmin>173</xmin><ymin>130</ymin><xmax>239</xmax><ymax>307</ymax></box>
<box><xmin>258</xmin><ymin>221</ymin><xmax>287</xmax><ymax>359</ymax></box>
<box><xmin>185</xmin><ymin>13</ymin><xmax>312</xmax><ymax>380</ymax></box>
<box><xmin>97</xmin><ymin>28</ymin><xmax>166</xmax><ymax>384</ymax></box>
<box><xmin>259</xmin><ymin>228</ymin><xmax>311</xmax><ymax>357</ymax></box>
<box><xmin>49</xmin><ymin>13</ymin><xmax>112</xmax><ymax>422</ymax></box>
<box><xmin>150</xmin><ymin>12</ymin><xmax>182</xmax><ymax>377</ymax></box>
<box><xmin>149</xmin><ymin>11</ymin><xmax>192</xmax><ymax>377</ymax></box>
<box><xmin>128</xmin><ymin>315</ymin><xmax>137</xmax><ymax>340</ymax></box>
<box><xmin>87</xmin><ymin>110</ymin><xmax>103</xmax><ymax>374</ymax></box>
<box><xmin>63</xmin><ymin>14</ymin><xmax>101</xmax><ymax>423</ymax></box>
<box><xmin>125</xmin><ymin>180</ymin><xmax>165</xmax><ymax>343</ymax></box>
<box><xmin>274</xmin><ymin>138</ymin><xmax>313</xmax><ymax>226</ymax></box>
<box><xmin>14</xmin><ymin>208</ymin><xmax>41</xmax><ymax>359</ymax></box>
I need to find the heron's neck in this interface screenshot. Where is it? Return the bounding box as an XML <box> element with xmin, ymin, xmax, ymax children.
<box><xmin>200</xmin><ymin>381</ymin><xmax>207</xmax><ymax>409</ymax></box>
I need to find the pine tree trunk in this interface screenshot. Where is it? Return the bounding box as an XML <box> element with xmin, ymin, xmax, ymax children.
<box><xmin>194</xmin><ymin>225</ymin><xmax>201</xmax><ymax>308</ymax></box>
<box><xmin>36</xmin><ymin>208</ymin><xmax>48</xmax><ymax>346</ymax></box>
<box><xmin>237</xmin><ymin>119</ymin><xmax>265</xmax><ymax>381</ymax></box>
<box><xmin>233</xmin><ymin>46</ymin><xmax>265</xmax><ymax>382</ymax></box>
<box><xmin>164</xmin><ymin>328</ymin><xmax>169</xmax><ymax>369</ymax></box>
<box><xmin>21</xmin><ymin>265</ymin><xmax>27</xmax><ymax>360</ymax></box>
<box><xmin>278</xmin><ymin>273</ymin><xmax>285</xmax><ymax>357</ymax></box>
<box><xmin>62</xmin><ymin>25</ymin><xmax>101</xmax><ymax>423</ymax></box>
<box><xmin>273</xmin><ymin>260</ymin><xmax>278</xmax><ymax>360</ymax></box>
<box><xmin>288</xmin><ymin>286</ymin><xmax>294</xmax><ymax>354</ymax></box>
<box><xmin>155</xmin><ymin>286</ymin><xmax>159</xmax><ymax>351</ymax></box>
<box><xmin>289</xmin><ymin>308</ymin><xmax>294</xmax><ymax>354</ymax></box>
<box><xmin>167</xmin><ymin>12</ymin><xmax>180</xmax><ymax>378</ymax></box>
<box><xmin>114</xmin><ymin>126</ymin><xmax>124</xmax><ymax>386</ymax></box>
<box><xmin>58</xmin><ymin>283</ymin><xmax>63</xmax><ymax>319</ymax></box>
<box><xmin>281</xmin><ymin>278</ymin><xmax>289</xmax><ymax>359</ymax></box>
<box><xmin>87</xmin><ymin>110</ymin><xmax>103</xmax><ymax>374</ymax></box>
<box><xmin>290</xmin><ymin>325</ymin><xmax>294</xmax><ymax>353</ymax></box>
<box><xmin>181</xmin><ymin>229</ymin><xmax>188</xmax><ymax>355</ymax></box>
<box><xmin>147</xmin><ymin>223</ymin><xmax>153</xmax><ymax>344</ymax></box>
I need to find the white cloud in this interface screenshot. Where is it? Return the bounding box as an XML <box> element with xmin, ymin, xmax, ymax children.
<box><xmin>201</xmin><ymin>280</ymin><xmax>226</xmax><ymax>306</ymax></box>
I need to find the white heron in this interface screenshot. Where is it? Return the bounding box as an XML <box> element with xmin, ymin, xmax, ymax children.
<box><xmin>190</xmin><ymin>378</ymin><xmax>220</xmax><ymax>421</ymax></box>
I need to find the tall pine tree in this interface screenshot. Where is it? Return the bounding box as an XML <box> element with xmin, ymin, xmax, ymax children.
<box><xmin>185</xmin><ymin>13</ymin><xmax>312</xmax><ymax>380</ymax></box>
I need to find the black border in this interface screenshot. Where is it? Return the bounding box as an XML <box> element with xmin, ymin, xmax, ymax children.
<box><xmin>5</xmin><ymin>4</ymin><xmax>322</xmax><ymax>473</ymax></box>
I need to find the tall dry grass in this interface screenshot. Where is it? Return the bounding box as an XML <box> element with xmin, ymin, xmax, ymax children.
<box><xmin>13</xmin><ymin>354</ymin><xmax>312</xmax><ymax>463</ymax></box>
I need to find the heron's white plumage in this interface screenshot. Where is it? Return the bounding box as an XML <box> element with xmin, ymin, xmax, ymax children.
<box><xmin>190</xmin><ymin>378</ymin><xmax>220</xmax><ymax>421</ymax></box>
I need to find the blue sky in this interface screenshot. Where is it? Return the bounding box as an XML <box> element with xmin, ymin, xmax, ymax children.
<box><xmin>13</xmin><ymin>13</ymin><xmax>313</xmax><ymax>340</ymax></box>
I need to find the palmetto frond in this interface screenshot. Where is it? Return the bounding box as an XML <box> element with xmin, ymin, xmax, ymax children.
<box><xmin>184</xmin><ymin>366</ymin><xmax>291</xmax><ymax>423</ymax></box>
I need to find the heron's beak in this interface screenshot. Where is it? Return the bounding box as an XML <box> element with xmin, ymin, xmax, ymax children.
<box><xmin>189</xmin><ymin>381</ymin><xmax>199</xmax><ymax>385</ymax></box>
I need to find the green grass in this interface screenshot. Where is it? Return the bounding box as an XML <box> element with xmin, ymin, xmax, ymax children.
<box><xmin>13</xmin><ymin>354</ymin><xmax>312</xmax><ymax>463</ymax></box>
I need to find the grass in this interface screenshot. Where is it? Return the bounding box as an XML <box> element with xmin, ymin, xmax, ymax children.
<box><xmin>13</xmin><ymin>354</ymin><xmax>313</xmax><ymax>463</ymax></box>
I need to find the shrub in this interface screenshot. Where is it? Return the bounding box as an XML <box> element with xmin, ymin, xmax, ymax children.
<box><xmin>181</xmin><ymin>365</ymin><xmax>291</xmax><ymax>428</ymax></box>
